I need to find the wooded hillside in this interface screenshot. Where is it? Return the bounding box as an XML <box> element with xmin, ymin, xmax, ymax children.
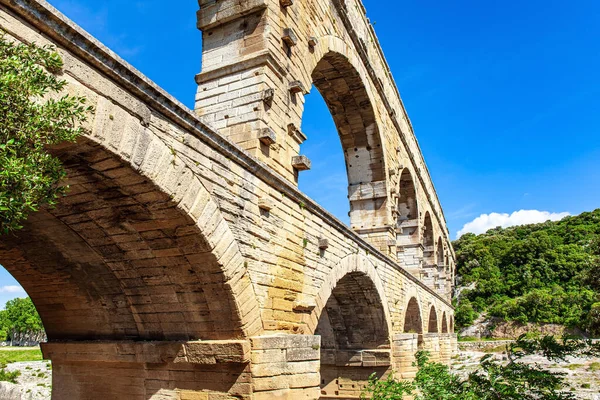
<box><xmin>453</xmin><ymin>209</ymin><xmax>600</xmax><ymax>336</ymax></box>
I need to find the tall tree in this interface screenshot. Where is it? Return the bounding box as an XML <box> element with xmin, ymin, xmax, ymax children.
<box><xmin>0</xmin><ymin>297</ymin><xmax>45</xmax><ymax>345</ymax></box>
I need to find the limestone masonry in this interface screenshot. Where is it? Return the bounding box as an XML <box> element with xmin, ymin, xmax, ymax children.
<box><xmin>0</xmin><ymin>0</ymin><xmax>457</xmax><ymax>398</ymax></box>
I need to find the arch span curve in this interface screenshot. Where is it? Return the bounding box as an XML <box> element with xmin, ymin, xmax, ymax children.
<box><xmin>403</xmin><ymin>296</ymin><xmax>423</xmax><ymax>334</ymax></box>
<box><xmin>310</xmin><ymin>254</ymin><xmax>392</xmax><ymax>338</ymax></box>
<box><xmin>428</xmin><ymin>305</ymin><xmax>439</xmax><ymax>333</ymax></box>
<box><xmin>441</xmin><ymin>311</ymin><xmax>448</xmax><ymax>333</ymax></box>
<box><xmin>302</xmin><ymin>36</ymin><xmax>390</xmax><ymax>231</ymax></box>
<box><xmin>0</xmin><ymin>135</ymin><xmax>261</xmax><ymax>341</ymax></box>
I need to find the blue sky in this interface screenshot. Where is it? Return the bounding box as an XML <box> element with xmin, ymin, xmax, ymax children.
<box><xmin>1</xmin><ymin>0</ymin><xmax>599</xmax><ymax>304</ymax></box>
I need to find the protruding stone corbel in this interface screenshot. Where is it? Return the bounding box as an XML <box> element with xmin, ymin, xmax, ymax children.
<box><xmin>287</xmin><ymin>123</ymin><xmax>307</xmax><ymax>144</ymax></box>
<box><xmin>293</xmin><ymin>301</ymin><xmax>316</xmax><ymax>313</ymax></box>
<box><xmin>289</xmin><ymin>80</ymin><xmax>306</xmax><ymax>94</ymax></box>
<box><xmin>282</xmin><ymin>28</ymin><xmax>298</xmax><ymax>47</ymax></box>
<box><xmin>318</xmin><ymin>238</ymin><xmax>329</xmax><ymax>250</ymax></box>
<box><xmin>258</xmin><ymin>197</ymin><xmax>276</xmax><ymax>211</ymax></box>
<box><xmin>280</xmin><ymin>0</ymin><xmax>293</xmax><ymax>7</ymax></box>
<box><xmin>308</xmin><ymin>37</ymin><xmax>318</xmax><ymax>47</ymax></box>
<box><xmin>258</xmin><ymin>128</ymin><xmax>277</xmax><ymax>145</ymax></box>
<box><xmin>262</xmin><ymin>88</ymin><xmax>274</xmax><ymax>105</ymax></box>
<box><xmin>292</xmin><ymin>155</ymin><xmax>311</xmax><ymax>171</ymax></box>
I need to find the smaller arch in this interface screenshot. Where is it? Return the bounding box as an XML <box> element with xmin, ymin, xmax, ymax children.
<box><xmin>310</xmin><ymin>254</ymin><xmax>393</xmax><ymax>337</ymax></box>
<box><xmin>422</xmin><ymin>213</ymin><xmax>435</xmax><ymax>266</ymax></box>
<box><xmin>427</xmin><ymin>305</ymin><xmax>439</xmax><ymax>333</ymax></box>
<box><xmin>396</xmin><ymin>169</ymin><xmax>419</xmax><ymax>247</ymax></box>
<box><xmin>316</xmin><ymin>271</ymin><xmax>390</xmax><ymax>350</ymax></box>
<box><xmin>403</xmin><ymin>297</ymin><xmax>423</xmax><ymax>334</ymax></box>
<box><xmin>441</xmin><ymin>312</ymin><xmax>448</xmax><ymax>333</ymax></box>
<box><xmin>436</xmin><ymin>237</ymin><xmax>444</xmax><ymax>266</ymax></box>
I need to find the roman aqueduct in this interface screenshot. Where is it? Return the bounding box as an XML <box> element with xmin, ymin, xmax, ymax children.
<box><xmin>0</xmin><ymin>0</ymin><xmax>457</xmax><ymax>398</ymax></box>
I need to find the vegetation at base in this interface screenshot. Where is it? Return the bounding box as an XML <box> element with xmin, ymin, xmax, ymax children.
<box><xmin>0</xmin><ymin>297</ymin><xmax>45</xmax><ymax>344</ymax></box>
<box><xmin>0</xmin><ymin>366</ymin><xmax>20</xmax><ymax>384</ymax></box>
<box><xmin>362</xmin><ymin>335</ymin><xmax>600</xmax><ymax>400</ymax></box>
<box><xmin>0</xmin><ymin>347</ymin><xmax>42</xmax><ymax>384</ymax></box>
<box><xmin>0</xmin><ymin>32</ymin><xmax>92</xmax><ymax>235</ymax></box>
<box><xmin>0</xmin><ymin>348</ymin><xmax>43</xmax><ymax>365</ymax></box>
<box><xmin>453</xmin><ymin>209</ymin><xmax>600</xmax><ymax>335</ymax></box>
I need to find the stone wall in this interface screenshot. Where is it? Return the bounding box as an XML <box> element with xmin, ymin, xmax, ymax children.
<box><xmin>0</xmin><ymin>0</ymin><xmax>457</xmax><ymax>398</ymax></box>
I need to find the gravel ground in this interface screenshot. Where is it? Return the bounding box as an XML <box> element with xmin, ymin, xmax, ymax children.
<box><xmin>452</xmin><ymin>349</ymin><xmax>600</xmax><ymax>399</ymax></box>
<box><xmin>2</xmin><ymin>360</ymin><xmax>52</xmax><ymax>399</ymax></box>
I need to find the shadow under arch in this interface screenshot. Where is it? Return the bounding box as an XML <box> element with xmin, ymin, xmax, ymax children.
<box><xmin>312</xmin><ymin>254</ymin><xmax>392</xmax><ymax>399</ymax></box>
<box><xmin>441</xmin><ymin>311</ymin><xmax>448</xmax><ymax>333</ymax></box>
<box><xmin>403</xmin><ymin>297</ymin><xmax>423</xmax><ymax>334</ymax></box>
<box><xmin>422</xmin><ymin>212</ymin><xmax>435</xmax><ymax>267</ymax></box>
<box><xmin>428</xmin><ymin>305</ymin><xmax>439</xmax><ymax>333</ymax></box>
<box><xmin>0</xmin><ymin>136</ymin><xmax>261</xmax><ymax>342</ymax></box>
<box><xmin>302</xmin><ymin>37</ymin><xmax>390</xmax><ymax>233</ymax></box>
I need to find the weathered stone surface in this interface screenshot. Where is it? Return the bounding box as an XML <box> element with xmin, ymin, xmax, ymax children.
<box><xmin>0</xmin><ymin>0</ymin><xmax>458</xmax><ymax>398</ymax></box>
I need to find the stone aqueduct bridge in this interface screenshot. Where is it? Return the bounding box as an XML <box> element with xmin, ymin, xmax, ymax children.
<box><xmin>0</xmin><ymin>0</ymin><xmax>457</xmax><ymax>399</ymax></box>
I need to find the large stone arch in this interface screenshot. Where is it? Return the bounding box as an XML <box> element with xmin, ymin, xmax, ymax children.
<box><xmin>313</xmin><ymin>254</ymin><xmax>392</xmax><ymax>398</ymax></box>
<box><xmin>0</xmin><ymin>134</ymin><xmax>261</xmax><ymax>341</ymax></box>
<box><xmin>303</xmin><ymin>38</ymin><xmax>389</xmax><ymax>232</ymax></box>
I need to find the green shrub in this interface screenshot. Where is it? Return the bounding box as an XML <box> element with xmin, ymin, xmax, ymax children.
<box><xmin>362</xmin><ymin>336</ymin><xmax>599</xmax><ymax>400</ymax></box>
<box><xmin>0</xmin><ymin>32</ymin><xmax>92</xmax><ymax>234</ymax></box>
<box><xmin>0</xmin><ymin>366</ymin><xmax>20</xmax><ymax>384</ymax></box>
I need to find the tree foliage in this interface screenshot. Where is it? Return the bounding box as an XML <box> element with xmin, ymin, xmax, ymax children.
<box><xmin>0</xmin><ymin>297</ymin><xmax>45</xmax><ymax>345</ymax></box>
<box><xmin>0</xmin><ymin>32</ymin><xmax>92</xmax><ymax>234</ymax></box>
<box><xmin>362</xmin><ymin>335</ymin><xmax>600</xmax><ymax>400</ymax></box>
<box><xmin>453</xmin><ymin>210</ymin><xmax>600</xmax><ymax>334</ymax></box>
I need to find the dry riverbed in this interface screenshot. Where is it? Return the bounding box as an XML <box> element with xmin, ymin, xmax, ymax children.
<box><xmin>0</xmin><ymin>346</ymin><xmax>598</xmax><ymax>399</ymax></box>
<box><xmin>452</xmin><ymin>346</ymin><xmax>600</xmax><ymax>399</ymax></box>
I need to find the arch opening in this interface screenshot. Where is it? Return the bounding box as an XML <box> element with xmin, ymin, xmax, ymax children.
<box><xmin>316</xmin><ymin>271</ymin><xmax>390</xmax><ymax>398</ymax></box>
<box><xmin>428</xmin><ymin>306</ymin><xmax>439</xmax><ymax>333</ymax></box>
<box><xmin>0</xmin><ymin>138</ymin><xmax>246</xmax><ymax>342</ymax></box>
<box><xmin>396</xmin><ymin>169</ymin><xmax>419</xmax><ymax>247</ymax></box>
<box><xmin>403</xmin><ymin>297</ymin><xmax>423</xmax><ymax>334</ymax></box>
<box><xmin>441</xmin><ymin>312</ymin><xmax>448</xmax><ymax>334</ymax></box>
<box><xmin>299</xmin><ymin>86</ymin><xmax>350</xmax><ymax>225</ymax></box>
<box><xmin>422</xmin><ymin>213</ymin><xmax>435</xmax><ymax>266</ymax></box>
<box><xmin>437</xmin><ymin>237</ymin><xmax>444</xmax><ymax>267</ymax></box>
<box><xmin>303</xmin><ymin>51</ymin><xmax>387</xmax><ymax>233</ymax></box>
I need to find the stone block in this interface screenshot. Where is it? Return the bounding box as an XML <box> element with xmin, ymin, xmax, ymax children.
<box><xmin>288</xmin><ymin>80</ymin><xmax>305</xmax><ymax>94</ymax></box>
<box><xmin>318</xmin><ymin>238</ymin><xmax>329</xmax><ymax>250</ymax></box>
<box><xmin>258</xmin><ymin>197</ymin><xmax>276</xmax><ymax>211</ymax></box>
<box><xmin>258</xmin><ymin>128</ymin><xmax>277</xmax><ymax>145</ymax></box>
<box><xmin>282</xmin><ymin>28</ymin><xmax>298</xmax><ymax>47</ymax></box>
<box><xmin>292</xmin><ymin>155</ymin><xmax>311</xmax><ymax>171</ymax></box>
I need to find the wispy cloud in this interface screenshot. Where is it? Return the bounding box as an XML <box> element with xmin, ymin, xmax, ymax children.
<box><xmin>0</xmin><ymin>285</ymin><xmax>25</xmax><ymax>294</ymax></box>
<box><xmin>457</xmin><ymin>209</ymin><xmax>570</xmax><ymax>238</ymax></box>
<box><xmin>447</xmin><ymin>203</ymin><xmax>478</xmax><ymax>221</ymax></box>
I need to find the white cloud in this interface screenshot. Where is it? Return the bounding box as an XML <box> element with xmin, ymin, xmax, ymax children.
<box><xmin>457</xmin><ymin>210</ymin><xmax>570</xmax><ymax>238</ymax></box>
<box><xmin>0</xmin><ymin>286</ymin><xmax>25</xmax><ymax>294</ymax></box>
